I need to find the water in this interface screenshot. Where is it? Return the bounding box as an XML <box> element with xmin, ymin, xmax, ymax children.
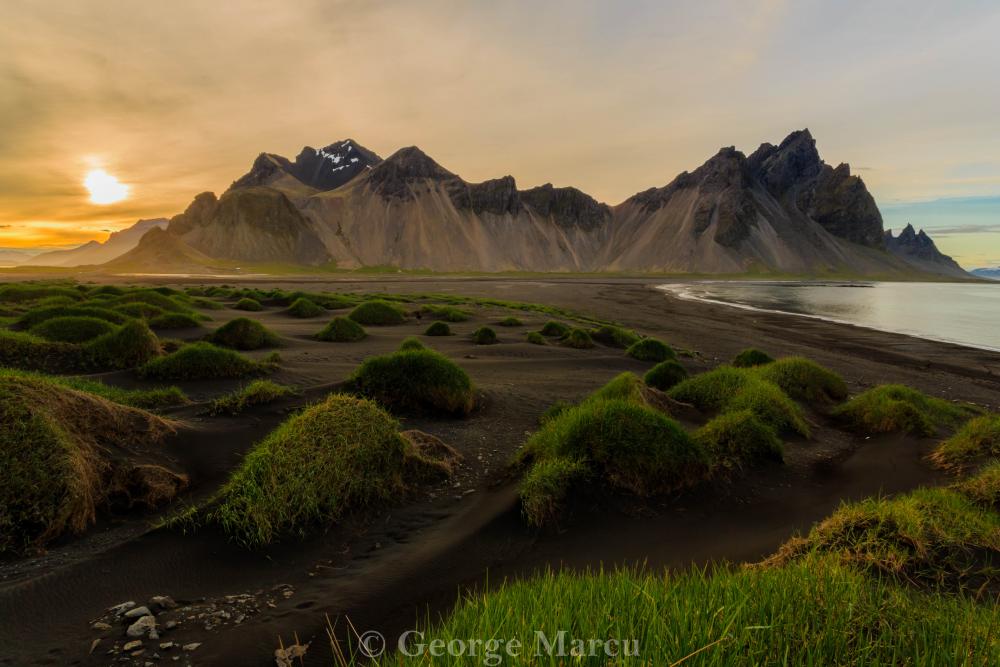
<box><xmin>659</xmin><ymin>281</ymin><xmax>1000</xmax><ymax>352</ymax></box>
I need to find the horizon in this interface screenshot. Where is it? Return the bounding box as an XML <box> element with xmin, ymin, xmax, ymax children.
<box><xmin>2</xmin><ymin>1</ymin><xmax>999</xmax><ymax>267</ymax></box>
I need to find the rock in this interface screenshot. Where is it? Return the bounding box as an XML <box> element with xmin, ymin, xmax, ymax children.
<box><xmin>89</xmin><ymin>638</ymin><xmax>101</xmax><ymax>654</ymax></box>
<box><xmin>91</xmin><ymin>621</ymin><xmax>112</xmax><ymax>631</ymax></box>
<box><xmin>182</xmin><ymin>642</ymin><xmax>202</xmax><ymax>652</ymax></box>
<box><xmin>150</xmin><ymin>595</ymin><xmax>178</xmax><ymax>610</ymax></box>
<box><xmin>164</xmin><ymin>620</ymin><xmax>179</xmax><ymax>630</ymax></box>
<box><xmin>123</xmin><ymin>640</ymin><xmax>143</xmax><ymax>652</ymax></box>
<box><xmin>124</xmin><ymin>606</ymin><xmax>153</xmax><ymax>619</ymax></box>
<box><xmin>159</xmin><ymin>642</ymin><xmax>176</xmax><ymax>650</ymax></box>
<box><xmin>108</xmin><ymin>601</ymin><xmax>136</xmax><ymax>616</ymax></box>
<box><xmin>126</xmin><ymin>616</ymin><xmax>157</xmax><ymax>638</ymax></box>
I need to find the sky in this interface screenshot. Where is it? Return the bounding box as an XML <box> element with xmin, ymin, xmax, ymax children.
<box><xmin>2</xmin><ymin>1</ymin><xmax>999</xmax><ymax>268</ymax></box>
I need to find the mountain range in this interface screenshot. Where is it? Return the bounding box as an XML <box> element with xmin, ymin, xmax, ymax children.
<box><xmin>25</xmin><ymin>218</ymin><xmax>168</xmax><ymax>267</ymax></box>
<box><xmin>25</xmin><ymin>130</ymin><xmax>973</xmax><ymax>278</ymax></box>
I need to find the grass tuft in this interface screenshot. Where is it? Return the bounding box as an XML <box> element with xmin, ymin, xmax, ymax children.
<box><xmin>754</xmin><ymin>357</ymin><xmax>847</xmax><ymax>404</ymax></box>
<box><xmin>349</xmin><ymin>300</ymin><xmax>406</xmax><ymax>326</ymax></box>
<box><xmin>149</xmin><ymin>312</ymin><xmax>203</xmax><ymax>330</ymax></box>
<box><xmin>234</xmin><ymin>297</ymin><xmax>263</xmax><ymax>311</ymax></box>
<box><xmin>286</xmin><ymin>297</ymin><xmax>324</xmax><ymax>318</ymax></box>
<box><xmin>525</xmin><ymin>331</ymin><xmax>546</xmax><ymax>345</ymax></box>
<box><xmin>399</xmin><ymin>336</ymin><xmax>427</xmax><ymax>351</ymax></box>
<box><xmin>540</xmin><ymin>321</ymin><xmax>569</xmax><ymax>337</ymax></box>
<box><xmin>694</xmin><ymin>410</ymin><xmax>783</xmax><ymax>472</ymax></box>
<box><xmin>834</xmin><ymin>384</ymin><xmax>973</xmax><ymax>436</ymax></box>
<box><xmin>420</xmin><ymin>304</ymin><xmax>470</xmax><ymax>322</ymax></box>
<box><xmin>732</xmin><ymin>347</ymin><xmax>775</xmax><ymax>367</ymax></box>
<box><xmin>424</xmin><ymin>321</ymin><xmax>451</xmax><ymax>336</ymax></box>
<box><xmin>643</xmin><ymin>360</ymin><xmax>688</xmax><ymax>391</ymax></box>
<box><xmin>316</xmin><ymin>316</ymin><xmax>367</xmax><ymax>342</ymax></box>
<box><xmin>589</xmin><ymin>324</ymin><xmax>640</xmax><ymax>348</ymax></box>
<box><xmin>138</xmin><ymin>342</ymin><xmax>268</xmax><ymax>380</ymax></box>
<box><xmin>625</xmin><ymin>337</ymin><xmax>675</xmax><ymax>362</ymax></box>
<box><xmin>497</xmin><ymin>316</ymin><xmax>523</xmax><ymax>327</ymax></box>
<box><xmin>209</xmin><ymin>318</ymin><xmax>281</xmax><ymax>350</ymax></box>
<box><xmin>348</xmin><ymin>349</ymin><xmax>475</xmax><ymax>416</ymax></box>
<box><xmin>561</xmin><ymin>328</ymin><xmax>594</xmax><ymax>349</ymax></box>
<box><xmin>29</xmin><ymin>316</ymin><xmax>116</xmax><ymax>343</ymax></box>
<box><xmin>471</xmin><ymin>326</ymin><xmax>497</xmax><ymax>345</ymax></box>
<box><xmin>930</xmin><ymin>414</ymin><xmax>1000</xmax><ymax>471</ymax></box>
<box><xmin>206</xmin><ymin>380</ymin><xmax>296</xmax><ymax>416</ymax></box>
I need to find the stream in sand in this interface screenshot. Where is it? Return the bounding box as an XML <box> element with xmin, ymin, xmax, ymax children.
<box><xmin>660</xmin><ymin>281</ymin><xmax>1000</xmax><ymax>352</ymax></box>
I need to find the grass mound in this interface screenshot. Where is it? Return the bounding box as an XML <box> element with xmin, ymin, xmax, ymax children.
<box><xmin>517</xmin><ymin>398</ymin><xmax>708</xmax><ymax>526</ymax></box>
<box><xmin>84</xmin><ymin>320</ymin><xmax>163</xmax><ymax>370</ymax></box>
<box><xmin>348</xmin><ymin>349</ymin><xmax>474</xmax><ymax>416</ymax></box>
<box><xmin>540</xmin><ymin>321</ymin><xmax>569</xmax><ymax>337</ymax></box>
<box><xmin>834</xmin><ymin>384</ymin><xmax>972</xmax><ymax>436</ymax></box>
<box><xmin>668</xmin><ymin>366</ymin><xmax>809</xmax><ymax>436</ymax></box>
<box><xmin>29</xmin><ymin>316</ymin><xmax>116</xmax><ymax>343</ymax></box>
<box><xmin>643</xmin><ymin>360</ymin><xmax>688</xmax><ymax>391</ymax></box>
<box><xmin>953</xmin><ymin>461</ymin><xmax>1000</xmax><ymax>509</ymax></box>
<box><xmin>234</xmin><ymin>297</ymin><xmax>263</xmax><ymax>311</ymax></box>
<box><xmin>589</xmin><ymin>324</ymin><xmax>640</xmax><ymax>348</ymax></box>
<box><xmin>0</xmin><ymin>375</ymin><xmax>180</xmax><ymax>555</ymax></box>
<box><xmin>424</xmin><ymin>321</ymin><xmax>451</xmax><ymax>336</ymax></box>
<box><xmin>149</xmin><ymin>312</ymin><xmax>203</xmax><ymax>330</ymax></box>
<box><xmin>207</xmin><ymin>380</ymin><xmax>296</xmax><ymax>416</ymax></box>
<box><xmin>561</xmin><ymin>328</ymin><xmax>594</xmax><ymax>349</ymax></box>
<box><xmin>0</xmin><ymin>369</ymin><xmax>188</xmax><ymax>410</ymax></box>
<box><xmin>0</xmin><ymin>284</ymin><xmax>83</xmax><ymax>303</ymax></box>
<box><xmin>285</xmin><ymin>297</ymin><xmax>324</xmax><ymax>318</ymax></box>
<box><xmin>767</xmin><ymin>477</ymin><xmax>1000</xmax><ymax>594</ymax></box>
<box><xmin>525</xmin><ymin>331</ymin><xmax>546</xmax><ymax>345</ymax></box>
<box><xmin>497</xmin><ymin>316</ymin><xmax>523</xmax><ymax>327</ymax></box>
<box><xmin>0</xmin><ymin>321</ymin><xmax>160</xmax><ymax>373</ymax></box>
<box><xmin>625</xmin><ymin>337</ymin><xmax>674</xmax><ymax>362</ymax></box>
<box><xmin>316</xmin><ymin>316</ymin><xmax>367</xmax><ymax>343</ymax></box>
<box><xmin>113</xmin><ymin>302</ymin><xmax>165</xmax><ymax>319</ymax></box>
<box><xmin>399</xmin><ymin>336</ymin><xmax>427</xmax><ymax>351</ymax></box>
<box><xmin>733</xmin><ymin>347</ymin><xmax>775</xmax><ymax>367</ymax></box>
<box><xmin>15</xmin><ymin>305</ymin><xmax>129</xmax><ymax>329</ymax></box>
<box><xmin>138</xmin><ymin>342</ymin><xmax>267</xmax><ymax>380</ymax></box>
<box><xmin>754</xmin><ymin>357</ymin><xmax>847</xmax><ymax>404</ymax></box>
<box><xmin>349</xmin><ymin>300</ymin><xmax>406</xmax><ymax>325</ymax></box>
<box><xmin>111</xmin><ymin>290</ymin><xmax>191</xmax><ymax>314</ymax></box>
<box><xmin>694</xmin><ymin>410</ymin><xmax>783</xmax><ymax>472</ymax></box>
<box><xmin>189</xmin><ymin>297</ymin><xmax>225</xmax><ymax>310</ymax></box>
<box><xmin>420</xmin><ymin>304</ymin><xmax>470</xmax><ymax>322</ymax></box>
<box><xmin>209</xmin><ymin>317</ymin><xmax>281</xmax><ymax>350</ymax></box>
<box><xmin>207</xmin><ymin>395</ymin><xmax>452</xmax><ymax>547</ymax></box>
<box><xmin>930</xmin><ymin>414</ymin><xmax>1000</xmax><ymax>471</ymax></box>
<box><xmin>471</xmin><ymin>326</ymin><xmax>497</xmax><ymax>345</ymax></box>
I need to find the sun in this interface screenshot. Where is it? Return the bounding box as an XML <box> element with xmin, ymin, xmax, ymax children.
<box><xmin>83</xmin><ymin>169</ymin><xmax>130</xmax><ymax>205</ymax></box>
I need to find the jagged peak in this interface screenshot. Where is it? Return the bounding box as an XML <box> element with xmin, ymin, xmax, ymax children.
<box><xmin>374</xmin><ymin>146</ymin><xmax>456</xmax><ymax>180</ymax></box>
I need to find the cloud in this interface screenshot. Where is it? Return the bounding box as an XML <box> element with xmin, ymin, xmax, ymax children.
<box><xmin>925</xmin><ymin>224</ymin><xmax>1000</xmax><ymax>236</ymax></box>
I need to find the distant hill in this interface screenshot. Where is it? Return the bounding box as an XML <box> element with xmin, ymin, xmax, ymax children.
<box><xmin>27</xmin><ymin>218</ymin><xmax>168</xmax><ymax>267</ymax></box>
<box><xmin>970</xmin><ymin>267</ymin><xmax>1000</xmax><ymax>280</ymax></box>
<box><xmin>101</xmin><ymin>227</ymin><xmax>221</xmax><ymax>273</ymax></box>
<box><xmin>103</xmin><ymin>129</ymin><xmax>969</xmax><ymax>278</ymax></box>
<box><xmin>0</xmin><ymin>248</ymin><xmax>40</xmax><ymax>266</ymax></box>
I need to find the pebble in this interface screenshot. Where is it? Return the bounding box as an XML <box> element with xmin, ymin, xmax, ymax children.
<box><xmin>109</xmin><ymin>601</ymin><xmax>136</xmax><ymax>616</ymax></box>
<box><xmin>159</xmin><ymin>642</ymin><xmax>175</xmax><ymax>650</ymax></box>
<box><xmin>124</xmin><ymin>606</ymin><xmax>153</xmax><ymax>619</ymax></box>
<box><xmin>164</xmin><ymin>620</ymin><xmax>179</xmax><ymax>630</ymax></box>
<box><xmin>123</xmin><ymin>640</ymin><xmax>143</xmax><ymax>652</ymax></box>
<box><xmin>182</xmin><ymin>642</ymin><xmax>202</xmax><ymax>651</ymax></box>
<box><xmin>126</xmin><ymin>616</ymin><xmax>157</xmax><ymax>638</ymax></box>
<box><xmin>150</xmin><ymin>595</ymin><xmax>178</xmax><ymax>610</ymax></box>
<box><xmin>91</xmin><ymin>621</ymin><xmax>112</xmax><ymax>631</ymax></box>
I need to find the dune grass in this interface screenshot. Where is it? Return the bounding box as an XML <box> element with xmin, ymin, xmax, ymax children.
<box><xmin>424</xmin><ymin>321</ymin><xmax>451</xmax><ymax>336</ymax></box>
<box><xmin>112</xmin><ymin>302</ymin><xmax>165</xmax><ymax>319</ymax></box>
<box><xmin>625</xmin><ymin>337</ymin><xmax>674</xmax><ymax>362</ymax></box>
<box><xmin>399</xmin><ymin>336</ymin><xmax>427</xmax><ymax>351</ymax></box>
<box><xmin>349</xmin><ymin>300</ymin><xmax>407</xmax><ymax>325</ymax></box>
<box><xmin>952</xmin><ymin>460</ymin><xmax>1000</xmax><ymax>509</ymax></box>
<box><xmin>754</xmin><ymin>357</ymin><xmax>847</xmax><ymax>404</ymax></box>
<box><xmin>525</xmin><ymin>331</ymin><xmax>546</xmax><ymax>345</ymax></box>
<box><xmin>732</xmin><ymin>347</ymin><xmax>775</xmax><ymax>368</ymax></box>
<box><xmin>497</xmin><ymin>316</ymin><xmax>523</xmax><ymax>327</ymax></box>
<box><xmin>209</xmin><ymin>317</ymin><xmax>282</xmax><ymax>350</ymax></box>
<box><xmin>0</xmin><ymin>368</ymin><xmax>188</xmax><ymax>410</ymax></box>
<box><xmin>589</xmin><ymin>324</ymin><xmax>641</xmax><ymax>348</ymax></box>
<box><xmin>540</xmin><ymin>321</ymin><xmax>569</xmax><ymax>337</ymax></box>
<box><xmin>833</xmin><ymin>384</ymin><xmax>973</xmax><ymax>436</ymax></box>
<box><xmin>149</xmin><ymin>312</ymin><xmax>203</xmax><ymax>330</ymax></box>
<box><xmin>189</xmin><ymin>296</ymin><xmax>225</xmax><ymax>310</ymax></box>
<box><xmin>348</xmin><ymin>348</ymin><xmax>475</xmax><ymax>416</ymax></box>
<box><xmin>420</xmin><ymin>304</ymin><xmax>470</xmax><ymax>322</ymax></box>
<box><xmin>14</xmin><ymin>304</ymin><xmax>129</xmax><ymax>329</ymax></box>
<box><xmin>0</xmin><ymin>319</ymin><xmax>161</xmax><ymax>373</ymax></box>
<box><xmin>694</xmin><ymin>410</ymin><xmax>783</xmax><ymax>472</ymax></box>
<box><xmin>316</xmin><ymin>316</ymin><xmax>367</xmax><ymax>342</ymax></box>
<box><xmin>0</xmin><ymin>284</ymin><xmax>83</xmax><ymax>303</ymax></box>
<box><xmin>286</xmin><ymin>297</ymin><xmax>325</xmax><ymax>318</ymax></box>
<box><xmin>561</xmin><ymin>328</ymin><xmax>594</xmax><ymax>349</ymax></box>
<box><xmin>471</xmin><ymin>326</ymin><xmax>497</xmax><ymax>345</ymax></box>
<box><xmin>206</xmin><ymin>380</ymin><xmax>296</xmax><ymax>416</ymax></box>
<box><xmin>29</xmin><ymin>316</ymin><xmax>116</xmax><ymax>343</ymax></box>
<box><xmin>111</xmin><ymin>290</ymin><xmax>193</xmax><ymax>314</ymax></box>
<box><xmin>643</xmin><ymin>360</ymin><xmax>688</xmax><ymax>391</ymax></box>
<box><xmin>234</xmin><ymin>297</ymin><xmax>263</xmax><ymax>311</ymax></box>
<box><xmin>138</xmin><ymin>342</ymin><xmax>268</xmax><ymax>380</ymax></box>
<box><xmin>930</xmin><ymin>414</ymin><xmax>1000</xmax><ymax>471</ymax></box>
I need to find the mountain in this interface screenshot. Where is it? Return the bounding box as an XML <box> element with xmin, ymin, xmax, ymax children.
<box><xmin>970</xmin><ymin>267</ymin><xmax>1000</xmax><ymax>281</ymax></box>
<box><xmin>0</xmin><ymin>248</ymin><xmax>40</xmax><ymax>266</ymax></box>
<box><xmin>26</xmin><ymin>218</ymin><xmax>168</xmax><ymax>267</ymax></box>
<box><xmin>101</xmin><ymin>227</ymin><xmax>220</xmax><ymax>273</ymax></box>
<box><xmin>116</xmin><ymin>129</ymin><xmax>967</xmax><ymax>277</ymax></box>
<box><xmin>883</xmin><ymin>224</ymin><xmax>969</xmax><ymax>278</ymax></box>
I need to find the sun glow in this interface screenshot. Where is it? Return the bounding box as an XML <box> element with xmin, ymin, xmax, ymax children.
<box><xmin>83</xmin><ymin>168</ymin><xmax>129</xmax><ymax>205</ymax></box>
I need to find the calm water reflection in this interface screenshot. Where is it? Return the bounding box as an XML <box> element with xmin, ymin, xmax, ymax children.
<box><xmin>659</xmin><ymin>281</ymin><xmax>1000</xmax><ymax>352</ymax></box>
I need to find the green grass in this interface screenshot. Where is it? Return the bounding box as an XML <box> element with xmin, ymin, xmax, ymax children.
<box><xmin>138</xmin><ymin>342</ymin><xmax>268</xmax><ymax>380</ymax></box>
<box><xmin>234</xmin><ymin>297</ymin><xmax>263</xmax><ymax>311</ymax></box>
<box><xmin>625</xmin><ymin>337</ymin><xmax>675</xmax><ymax>362</ymax></box>
<box><xmin>29</xmin><ymin>316</ymin><xmax>116</xmax><ymax>343</ymax></box>
<box><xmin>112</xmin><ymin>302</ymin><xmax>164</xmax><ymax>319</ymax></box>
<box><xmin>316</xmin><ymin>316</ymin><xmax>367</xmax><ymax>342</ymax></box>
<box><xmin>930</xmin><ymin>414</ymin><xmax>1000</xmax><ymax>471</ymax></box>
<box><xmin>14</xmin><ymin>305</ymin><xmax>129</xmax><ymax>329</ymax></box>
<box><xmin>525</xmin><ymin>331</ymin><xmax>546</xmax><ymax>345</ymax></box>
<box><xmin>952</xmin><ymin>460</ymin><xmax>1000</xmax><ymax>509</ymax></box>
<box><xmin>589</xmin><ymin>324</ymin><xmax>641</xmax><ymax>348</ymax></box>
<box><xmin>205</xmin><ymin>394</ymin><xmax>451</xmax><ymax>547</ymax></box>
<box><xmin>206</xmin><ymin>380</ymin><xmax>296</xmax><ymax>416</ymax></box>
<box><xmin>561</xmin><ymin>328</ymin><xmax>594</xmax><ymax>349</ymax></box>
<box><xmin>497</xmin><ymin>316</ymin><xmax>523</xmax><ymax>327</ymax></box>
<box><xmin>0</xmin><ymin>368</ymin><xmax>188</xmax><ymax>410</ymax></box>
<box><xmin>424</xmin><ymin>321</ymin><xmax>451</xmax><ymax>336</ymax></box>
<box><xmin>0</xmin><ymin>284</ymin><xmax>83</xmax><ymax>303</ymax></box>
<box><xmin>540</xmin><ymin>321</ymin><xmax>569</xmax><ymax>337</ymax></box>
<box><xmin>643</xmin><ymin>360</ymin><xmax>688</xmax><ymax>391</ymax></box>
<box><xmin>517</xmin><ymin>397</ymin><xmax>708</xmax><ymax>526</ymax></box>
<box><xmin>732</xmin><ymin>348</ymin><xmax>775</xmax><ymax>368</ymax></box>
<box><xmin>285</xmin><ymin>297</ymin><xmax>324</xmax><ymax>318</ymax></box>
<box><xmin>149</xmin><ymin>312</ymin><xmax>203</xmax><ymax>330</ymax></box>
<box><xmin>420</xmin><ymin>304</ymin><xmax>470</xmax><ymax>322</ymax></box>
<box><xmin>378</xmin><ymin>556</ymin><xmax>999</xmax><ymax>666</ymax></box>
<box><xmin>753</xmin><ymin>357</ymin><xmax>847</xmax><ymax>404</ymax></box>
<box><xmin>399</xmin><ymin>336</ymin><xmax>427</xmax><ymax>351</ymax></box>
<box><xmin>189</xmin><ymin>296</ymin><xmax>225</xmax><ymax>310</ymax></box>
<box><xmin>694</xmin><ymin>410</ymin><xmax>783</xmax><ymax>472</ymax></box>
<box><xmin>471</xmin><ymin>326</ymin><xmax>497</xmax><ymax>345</ymax></box>
<box><xmin>349</xmin><ymin>300</ymin><xmax>407</xmax><ymax>325</ymax></box>
<box><xmin>0</xmin><ymin>321</ymin><xmax>161</xmax><ymax>373</ymax></box>
<box><xmin>348</xmin><ymin>349</ymin><xmax>475</xmax><ymax>416</ymax></box>
<box><xmin>111</xmin><ymin>290</ymin><xmax>193</xmax><ymax>314</ymax></box>
<box><xmin>669</xmin><ymin>366</ymin><xmax>809</xmax><ymax>436</ymax></box>
<box><xmin>833</xmin><ymin>384</ymin><xmax>973</xmax><ymax>436</ymax></box>
<box><xmin>209</xmin><ymin>317</ymin><xmax>282</xmax><ymax>350</ymax></box>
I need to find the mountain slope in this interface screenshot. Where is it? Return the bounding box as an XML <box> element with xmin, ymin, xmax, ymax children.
<box><xmin>970</xmin><ymin>267</ymin><xmax>1000</xmax><ymax>280</ymax></box>
<box><xmin>25</xmin><ymin>219</ymin><xmax>168</xmax><ymax>267</ymax></box>
<box><xmin>230</xmin><ymin>140</ymin><xmax>381</xmax><ymax>198</ymax></box>
<box><xmin>884</xmin><ymin>224</ymin><xmax>969</xmax><ymax>278</ymax></box>
<box><xmin>101</xmin><ymin>227</ymin><xmax>220</xmax><ymax>273</ymax></box>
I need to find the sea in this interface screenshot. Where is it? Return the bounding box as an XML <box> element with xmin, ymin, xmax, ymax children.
<box><xmin>658</xmin><ymin>281</ymin><xmax>1000</xmax><ymax>352</ymax></box>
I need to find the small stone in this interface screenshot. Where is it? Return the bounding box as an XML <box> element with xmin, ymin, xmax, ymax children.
<box><xmin>159</xmin><ymin>642</ymin><xmax>175</xmax><ymax>650</ymax></box>
<box><xmin>130</xmin><ymin>649</ymin><xmax>145</xmax><ymax>657</ymax></box>
<box><xmin>91</xmin><ymin>621</ymin><xmax>112</xmax><ymax>631</ymax></box>
<box><xmin>126</xmin><ymin>616</ymin><xmax>157</xmax><ymax>638</ymax></box>
<box><xmin>164</xmin><ymin>620</ymin><xmax>179</xmax><ymax>630</ymax></box>
<box><xmin>89</xmin><ymin>639</ymin><xmax>101</xmax><ymax>654</ymax></box>
<box><xmin>182</xmin><ymin>642</ymin><xmax>202</xmax><ymax>651</ymax></box>
<box><xmin>108</xmin><ymin>601</ymin><xmax>136</xmax><ymax>616</ymax></box>
<box><xmin>150</xmin><ymin>595</ymin><xmax>178</xmax><ymax>610</ymax></box>
<box><xmin>123</xmin><ymin>640</ymin><xmax>143</xmax><ymax>652</ymax></box>
<box><xmin>124</xmin><ymin>605</ymin><xmax>153</xmax><ymax>619</ymax></box>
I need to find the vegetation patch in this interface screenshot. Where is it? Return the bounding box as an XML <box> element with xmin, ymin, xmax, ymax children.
<box><xmin>540</xmin><ymin>321</ymin><xmax>569</xmax><ymax>337</ymax></box>
<box><xmin>138</xmin><ymin>342</ymin><xmax>268</xmax><ymax>381</ymax></box>
<box><xmin>206</xmin><ymin>380</ymin><xmax>296</xmax><ymax>416</ymax></box>
<box><xmin>0</xmin><ymin>320</ymin><xmax>160</xmax><ymax>373</ymax></box>
<box><xmin>347</xmin><ymin>348</ymin><xmax>475</xmax><ymax>416</ymax></box>
<box><xmin>15</xmin><ymin>305</ymin><xmax>128</xmax><ymax>330</ymax></box>
<box><xmin>733</xmin><ymin>347</ymin><xmax>775</xmax><ymax>367</ymax></box>
<box><xmin>497</xmin><ymin>316</ymin><xmax>523</xmax><ymax>327</ymax></box>
<box><xmin>111</xmin><ymin>290</ymin><xmax>192</xmax><ymax>314</ymax></box>
<box><xmin>315</xmin><ymin>316</ymin><xmax>366</xmax><ymax>342</ymax></box>
<box><xmin>525</xmin><ymin>331</ymin><xmax>546</xmax><ymax>345</ymax></box>
<box><xmin>930</xmin><ymin>414</ymin><xmax>1000</xmax><ymax>472</ymax></box>
<box><xmin>424</xmin><ymin>321</ymin><xmax>451</xmax><ymax>336</ymax></box>
<box><xmin>590</xmin><ymin>324</ymin><xmax>640</xmax><ymax>348</ymax></box>
<box><xmin>420</xmin><ymin>304</ymin><xmax>470</xmax><ymax>322</ymax></box>
<box><xmin>113</xmin><ymin>302</ymin><xmax>165</xmax><ymax>319</ymax></box>
<box><xmin>952</xmin><ymin>461</ymin><xmax>1000</xmax><ymax>510</ymax></box>
<box><xmin>189</xmin><ymin>296</ymin><xmax>225</xmax><ymax>310</ymax></box>
<box><xmin>833</xmin><ymin>384</ymin><xmax>972</xmax><ymax>436</ymax></box>
<box><xmin>561</xmin><ymin>328</ymin><xmax>594</xmax><ymax>349</ymax></box>
<box><xmin>0</xmin><ymin>284</ymin><xmax>83</xmax><ymax>303</ymax></box>
<box><xmin>205</xmin><ymin>394</ymin><xmax>453</xmax><ymax>547</ymax></box>
<box><xmin>471</xmin><ymin>326</ymin><xmax>497</xmax><ymax>345</ymax></box>
<box><xmin>625</xmin><ymin>337</ymin><xmax>675</xmax><ymax>362</ymax></box>
<box><xmin>399</xmin><ymin>336</ymin><xmax>427</xmax><ymax>351</ymax></box>
<box><xmin>694</xmin><ymin>410</ymin><xmax>783</xmax><ymax>472</ymax></box>
<box><xmin>209</xmin><ymin>317</ymin><xmax>281</xmax><ymax>350</ymax></box>
<box><xmin>234</xmin><ymin>297</ymin><xmax>263</xmax><ymax>311</ymax></box>
<box><xmin>149</xmin><ymin>312</ymin><xmax>203</xmax><ymax>330</ymax></box>
<box><xmin>643</xmin><ymin>360</ymin><xmax>688</xmax><ymax>391</ymax></box>
<box><xmin>29</xmin><ymin>316</ymin><xmax>116</xmax><ymax>343</ymax></box>
<box><xmin>349</xmin><ymin>300</ymin><xmax>407</xmax><ymax>325</ymax></box>
<box><xmin>285</xmin><ymin>297</ymin><xmax>324</xmax><ymax>318</ymax></box>
<box><xmin>0</xmin><ymin>368</ymin><xmax>187</xmax><ymax>411</ymax></box>
<box><xmin>754</xmin><ymin>357</ymin><xmax>847</xmax><ymax>404</ymax></box>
